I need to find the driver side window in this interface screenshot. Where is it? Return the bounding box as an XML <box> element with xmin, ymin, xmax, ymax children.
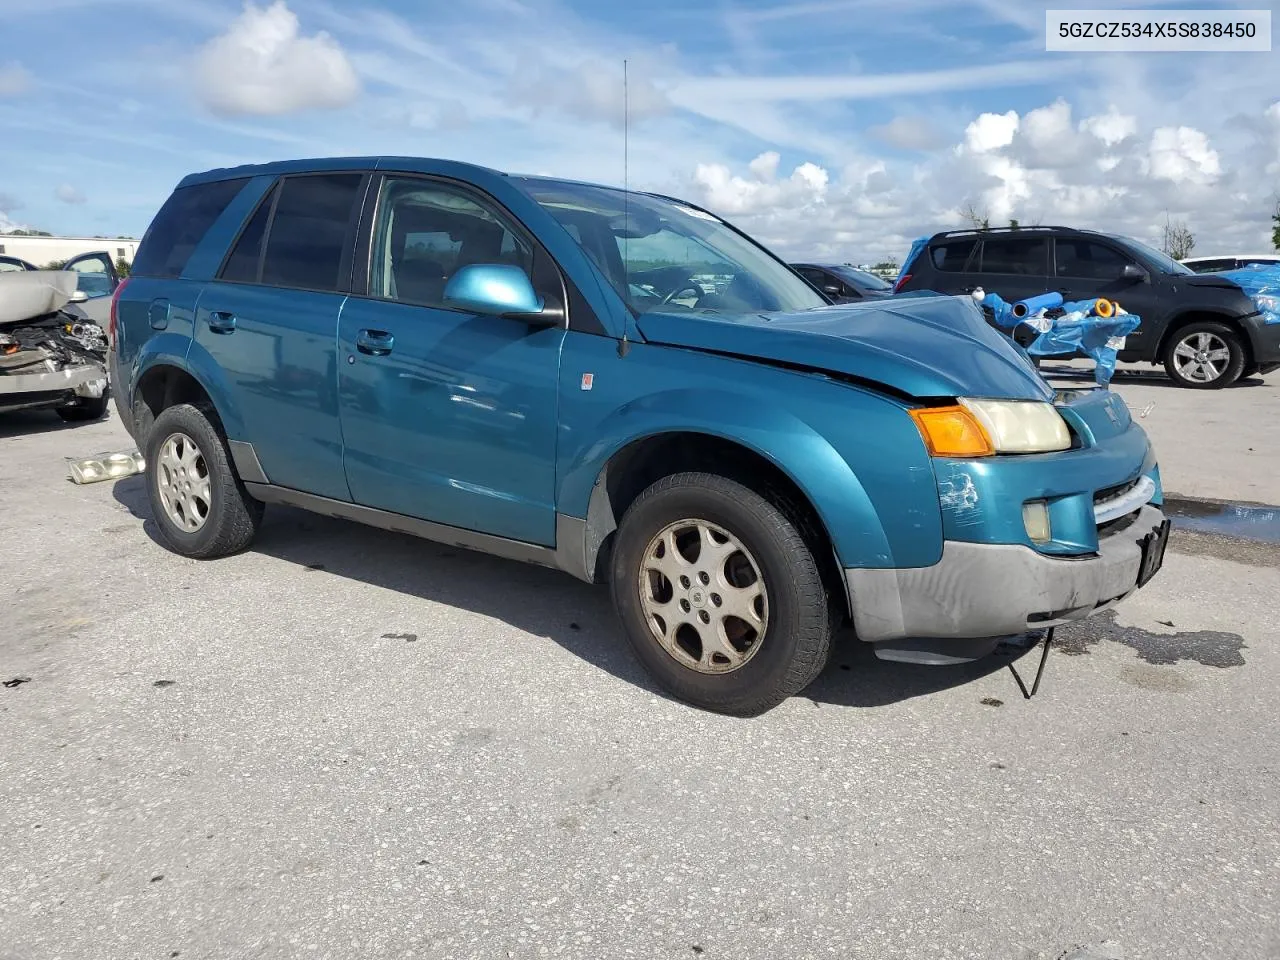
<box><xmin>370</xmin><ymin>178</ymin><xmax>533</xmax><ymax>309</ymax></box>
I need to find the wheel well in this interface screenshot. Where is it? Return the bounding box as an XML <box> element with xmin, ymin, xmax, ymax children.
<box><xmin>1157</xmin><ymin>312</ymin><xmax>1253</xmax><ymax>365</ymax></box>
<box><xmin>132</xmin><ymin>365</ymin><xmax>214</xmax><ymax>447</ymax></box>
<box><xmin>586</xmin><ymin>432</ymin><xmax>848</xmax><ymax>617</ymax></box>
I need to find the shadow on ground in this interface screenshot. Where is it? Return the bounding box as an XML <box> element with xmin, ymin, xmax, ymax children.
<box><xmin>0</xmin><ymin>408</ymin><xmax>94</xmax><ymax>439</ymax></box>
<box><xmin>112</xmin><ymin>475</ymin><xmax>1032</xmax><ymax>711</ymax></box>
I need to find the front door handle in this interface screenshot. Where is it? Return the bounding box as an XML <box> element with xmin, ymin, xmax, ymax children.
<box><xmin>207</xmin><ymin>310</ymin><xmax>237</xmax><ymax>334</ymax></box>
<box><xmin>355</xmin><ymin>329</ymin><xmax>395</xmax><ymax>356</ymax></box>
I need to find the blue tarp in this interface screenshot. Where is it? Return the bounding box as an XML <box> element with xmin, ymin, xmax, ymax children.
<box><xmin>1217</xmin><ymin>263</ymin><xmax>1280</xmax><ymax>325</ymax></box>
<box><xmin>977</xmin><ymin>289</ymin><xmax>1141</xmax><ymax>386</ymax></box>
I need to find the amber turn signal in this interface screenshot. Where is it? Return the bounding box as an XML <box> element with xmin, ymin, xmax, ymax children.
<box><xmin>909</xmin><ymin>405</ymin><xmax>996</xmax><ymax>458</ymax></box>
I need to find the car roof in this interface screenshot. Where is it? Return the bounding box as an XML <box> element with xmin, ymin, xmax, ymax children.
<box><xmin>175</xmin><ymin>155</ymin><xmax>642</xmax><ymax>199</ymax></box>
<box><xmin>924</xmin><ymin>225</ymin><xmax>1131</xmax><ymax>243</ymax></box>
<box><xmin>1182</xmin><ymin>253</ymin><xmax>1280</xmax><ymax>262</ymax></box>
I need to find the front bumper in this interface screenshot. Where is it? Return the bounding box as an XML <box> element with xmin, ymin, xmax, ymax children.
<box><xmin>845</xmin><ymin>504</ymin><xmax>1167</xmax><ymax>642</ymax></box>
<box><xmin>1247</xmin><ymin>315</ymin><xmax>1280</xmax><ymax>365</ymax></box>
<box><xmin>0</xmin><ymin>359</ymin><xmax>108</xmax><ymax>410</ymax></box>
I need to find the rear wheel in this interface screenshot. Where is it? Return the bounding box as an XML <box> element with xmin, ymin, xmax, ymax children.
<box><xmin>1162</xmin><ymin>322</ymin><xmax>1246</xmax><ymax>389</ymax></box>
<box><xmin>609</xmin><ymin>472</ymin><xmax>835</xmax><ymax>716</ymax></box>
<box><xmin>144</xmin><ymin>402</ymin><xmax>263</xmax><ymax>558</ymax></box>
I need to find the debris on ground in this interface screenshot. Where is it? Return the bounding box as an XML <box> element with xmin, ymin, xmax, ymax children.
<box><xmin>4</xmin><ymin>676</ymin><xmax>33</xmax><ymax>688</ymax></box>
<box><xmin>67</xmin><ymin>449</ymin><xmax>146</xmax><ymax>484</ymax></box>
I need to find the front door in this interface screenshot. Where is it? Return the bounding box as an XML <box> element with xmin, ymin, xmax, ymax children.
<box><xmin>1051</xmin><ymin>237</ymin><xmax>1162</xmax><ymax>356</ymax></box>
<box><xmin>62</xmin><ymin>251</ymin><xmax>119</xmax><ymax>326</ymax></box>
<box><xmin>337</xmin><ymin>174</ymin><xmax>566</xmax><ymax>546</ymax></box>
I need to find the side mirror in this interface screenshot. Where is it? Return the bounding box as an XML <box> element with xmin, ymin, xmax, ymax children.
<box><xmin>1122</xmin><ymin>263</ymin><xmax>1148</xmax><ymax>283</ymax></box>
<box><xmin>68</xmin><ymin>290</ymin><xmax>89</xmax><ymax>303</ymax></box>
<box><xmin>442</xmin><ymin>264</ymin><xmax>549</xmax><ymax>321</ymax></box>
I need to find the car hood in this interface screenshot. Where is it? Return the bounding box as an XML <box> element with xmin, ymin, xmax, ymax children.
<box><xmin>634</xmin><ymin>294</ymin><xmax>1054</xmax><ymax>401</ymax></box>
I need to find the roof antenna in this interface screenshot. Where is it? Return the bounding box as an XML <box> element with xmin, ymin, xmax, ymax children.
<box><xmin>618</xmin><ymin>57</ymin><xmax>632</xmax><ymax>358</ymax></box>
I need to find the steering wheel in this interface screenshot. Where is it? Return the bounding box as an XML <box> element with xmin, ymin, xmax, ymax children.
<box><xmin>660</xmin><ymin>275</ymin><xmax>705</xmax><ymax>305</ymax></box>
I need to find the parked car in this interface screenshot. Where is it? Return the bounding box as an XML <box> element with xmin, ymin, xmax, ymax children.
<box><xmin>111</xmin><ymin>158</ymin><xmax>1170</xmax><ymax>714</ymax></box>
<box><xmin>790</xmin><ymin>262</ymin><xmax>894</xmax><ymax>302</ymax></box>
<box><xmin>896</xmin><ymin>226</ymin><xmax>1280</xmax><ymax>388</ymax></box>
<box><xmin>1182</xmin><ymin>253</ymin><xmax>1280</xmax><ymax>274</ymax></box>
<box><xmin>1</xmin><ymin>269</ymin><xmax>110</xmax><ymax>422</ymax></box>
<box><xmin>0</xmin><ymin>250</ymin><xmax>122</xmax><ymax>326</ymax></box>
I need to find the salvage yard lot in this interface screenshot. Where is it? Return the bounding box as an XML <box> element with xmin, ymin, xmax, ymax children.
<box><xmin>3</xmin><ymin>375</ymin><xmax>1278</xmax><ymax>960</ymax></box>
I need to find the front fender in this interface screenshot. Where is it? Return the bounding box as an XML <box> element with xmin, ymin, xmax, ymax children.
<box><xmin>559</xmin><ymin>386</ymin><xmax>895</xmax><ymax>569</ymax></box>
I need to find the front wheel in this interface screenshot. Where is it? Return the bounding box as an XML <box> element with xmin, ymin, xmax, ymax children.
<box><xmin>609</xmin><ymin>472</ymin><xmax>835</xmax><ymax>716</ymax></box>
<box><xmin>1162</xmin><ymin>322</ymin><xmax>1246</xmax><ymax>389</ymax></box>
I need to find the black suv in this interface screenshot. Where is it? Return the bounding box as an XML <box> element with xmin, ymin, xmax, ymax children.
<box><xmin>896</xmin><ymin>226</ymin><xmax>1280</xmax><ymax>388</ymax></box>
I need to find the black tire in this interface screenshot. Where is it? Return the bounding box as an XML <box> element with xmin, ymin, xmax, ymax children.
<box><xmin>1162</xmin><ymin>322</ymin><xmax>1246</xmax><ymax>389</ymax></box>
<box><xmin>56</xmin><ymin>393</ymin><xmax>109</xmax><ymax>422</ymax></box>
<box><xmin>609</xmin><ymin>472</ymin><xmax>835</xmax><ymax>716</ymax></box>
<box><xmin>144</xmin><ymin>402</ymin><xmax>263</xmax><ymax>559</ymax></box>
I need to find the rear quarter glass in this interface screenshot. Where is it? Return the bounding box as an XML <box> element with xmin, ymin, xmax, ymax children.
<box><xmin>131</xmin><ymin>178</ymin><xmax>250</xmax><ymax>279</ymax></box>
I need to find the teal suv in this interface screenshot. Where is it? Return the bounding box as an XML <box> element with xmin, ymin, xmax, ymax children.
<box><xmin>108</xmin><ymin>157</ymin><xmax>1169</xmax><ymax>714</ymax></box>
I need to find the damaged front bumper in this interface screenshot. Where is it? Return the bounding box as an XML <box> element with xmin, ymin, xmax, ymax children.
<box><xmin>0</xmin><ymin>357</ymin><xmax>109</xmax><ymax>412</ymax></box>
<box><xmin>845</xmin><ymin>504</ymin><xmax>1169</xmax><ymax>644</ymax></box>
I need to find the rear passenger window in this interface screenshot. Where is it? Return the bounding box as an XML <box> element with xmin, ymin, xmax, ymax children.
<box><xmin>219</xmin><ymin>185</ymin><xmax>276</xmax><ymax>284</ymax></box>
<box><xmin>259</xmin><ymin>174</ymin><xmax>364</xmax><ymax>292</ymax></box>
<box><xmin>978</xmin><ymin>237</ymin><xmax>1048</xmax><ymax>275</ymax></box>
<box><xmin>929</xmin><ymin>239</ymin><xmax>976</xmax><ymax>272</ymax></box>
<box><xmin>131</xmin><ymin>178</ymin><xmax>249</xmax><ymax>279</ymax></box>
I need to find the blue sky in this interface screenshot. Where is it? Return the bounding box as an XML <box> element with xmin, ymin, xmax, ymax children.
<box><xmin>2</xmin><ymin>0</ymin><xmax>1278</xmax><ymax>262</ymax></box>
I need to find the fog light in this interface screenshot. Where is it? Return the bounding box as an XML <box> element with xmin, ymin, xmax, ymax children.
<box><xmin>1023</xmin><ymin>500</ymin><xmax>1051</xmax><ymax>543</ymax></box>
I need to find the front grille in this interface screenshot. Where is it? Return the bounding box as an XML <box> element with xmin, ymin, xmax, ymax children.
<box><xmin>1094</xmin><ymin>476</ymin><xmax>1139</xmax><ymax>507</ymax></box>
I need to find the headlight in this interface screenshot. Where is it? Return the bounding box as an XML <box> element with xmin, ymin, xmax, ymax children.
<box><xmin>910</xmin><ymin>399</ymin><xmax>1071</xmax><ymax>456</ymax></box>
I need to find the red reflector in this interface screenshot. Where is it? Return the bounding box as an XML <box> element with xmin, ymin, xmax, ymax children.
<box><xmin>108</xmin><ymin>277</ymin><xmax>130</xmax><ymax>346</ymax></box>
<box><xmin>892</xmin><ymin>274</ymin><xmax>911</xmax><ymax>293</ymax></box>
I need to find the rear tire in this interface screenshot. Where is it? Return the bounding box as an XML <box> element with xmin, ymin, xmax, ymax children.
<box><xmin>609</xmin><ymin>472</ymin><xmax>834</xmax><ymax>716</ymax></box>
<box><xmin>1162</xmin><ymin>322</ymin><xmax>1246</xmax><ymax>389</ymax></box>
<box><xmin>144</xmin><ymin>402</ymin><xmax>263</xmax><ymax>559</ymax></box>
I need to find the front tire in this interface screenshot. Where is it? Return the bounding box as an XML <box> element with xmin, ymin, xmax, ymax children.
<box><xmin>609</xmin><ymin>472</ymin><xmax>834</xmax><ymax>716</ymax></box>
<box><xmin>57</xmin><ymin>393</ymin><xmax>109</xmax><ymax>422</ymax></box>
<box><xmin>144</xmin><ymin>402</ymin><xmax>263</xmax><ymax>559</ymax></box>
<box><xmin>1162</xmin><ymin>322</ymin><xmax>1246</xmax><ymax>389</ymax></box>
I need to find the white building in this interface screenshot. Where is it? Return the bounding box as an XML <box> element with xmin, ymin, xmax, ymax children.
<box><xmin>0</xmin><ymin>234</ymin><xmax>139</xmax><ymax>267</ymax></box>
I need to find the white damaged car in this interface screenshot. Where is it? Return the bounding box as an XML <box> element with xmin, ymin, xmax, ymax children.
<box><xmin>0</xmin><ymin>267</ymin><xmax>110</xmax><ymax>423</ymax></box>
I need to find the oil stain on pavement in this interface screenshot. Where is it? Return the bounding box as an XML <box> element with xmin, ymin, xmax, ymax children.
<box><xmin>1053</xmin><ymin>609</ymin><xmax>1246</xmax><ymax>668</ymax></box>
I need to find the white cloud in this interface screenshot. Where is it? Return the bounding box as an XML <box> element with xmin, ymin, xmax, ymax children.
<box><xmin>1145</xmin><ymin>126</ymin><xmax>1221</xmax><ymax>184</ymax></box>
<box><xmin>511</xmin><ymin>57</ymin><xmax>670</xmax><ymax>126</ymax></box>
<box><xmin>0</xmin><ymin>192</ymin><xmax>24</xmax><ymax>233</ymax></box>
<box><xmin>693</xmin><ymin>153</ymin><xmax>828</xmax><ymax>216</ymax></box>
<box><xmin>55</xmin><ymin>184</ymin><xmax>86</xmax><ymax>205</ymax></box>
<box><xmin>194</xmin><ymin>0</ymin><xmax>359</xmax><ymax>116</ymax></box>
<box><xmin>1082</xmin><ymin>106</ymin><xmax>1138</xmax><ymax>147</ymax></box>
<box><xmin>0</xmin><ymin>61</ymin><xmax>31</xmax><ymax>96</ymax></box>
<box><xmin>964</xmin><ymin>110</ymin><xmax>1018</xmax><ymax>152</ymax></box>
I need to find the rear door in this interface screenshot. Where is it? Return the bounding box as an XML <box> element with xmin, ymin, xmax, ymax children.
<box><xmin>192</xmin><ymin>172</ymin><xmax>368</xmax><ymax>502</ymax></box>
<box><xmin>1051</xmin><ymin>236</ymin><xmax>1162</xmax><ymax>356</ymax></box>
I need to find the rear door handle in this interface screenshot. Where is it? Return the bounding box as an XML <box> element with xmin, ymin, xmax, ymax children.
<box><xmin>355</xmin><ymin>329</ymin><xmax>395</xmax><ymax>356</ymax></box>
<box><xmin>207</xmin><ymin>310</ymin><xmax>237</xmax><ymax>334</ymax></box>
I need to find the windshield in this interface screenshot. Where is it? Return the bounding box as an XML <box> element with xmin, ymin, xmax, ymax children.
<box><xmin>520</xmin><ymin>180</ymin><xmax>826</xmax><ymax>316</ymax></box>
<box><xmin>1114</xmin><ymin>236</ymin><xmax>1194</xmax><ymax>275</ymax></box>
<box><xmin>830</xmin><ymin>265</ymin><xmax>892</xmax><ymax>290</ymax></box>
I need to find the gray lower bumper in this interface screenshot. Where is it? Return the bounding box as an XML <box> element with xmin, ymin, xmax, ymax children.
<box><xmin>845</xmin><ymin>504</ymin><xmax>1167</xmax><ymax>642</ymax></box>
<box><xmin>0</xmin><ymin>361</ymin><xmax>107</xmax><ymax>397</ymax></box>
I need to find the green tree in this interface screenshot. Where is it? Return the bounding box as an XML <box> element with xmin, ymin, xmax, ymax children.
<box><xmin>1009</xmin><ymin>219</ymin><xmax>1020</xmax><ymax>229</ymax></box>
<box><xmin>43</xmin><ymin>259</ymin><xmax>67</xmax><ymax>270</ymax></box>
<box><xmin>1272</xmin><ymin>200</ymin><xmax>1280</xmax><ymax>251</ymax></box>
<box><xmin>114</xmin><ymin>256</ymin><xmax>131</xmax><ymax>278</ymax></box>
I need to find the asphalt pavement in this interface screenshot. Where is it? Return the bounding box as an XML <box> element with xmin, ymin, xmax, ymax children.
<box><xmin>2</xmin><ymin>390</ymin><xmax>1277</xmax><ymax>960</ymax></box>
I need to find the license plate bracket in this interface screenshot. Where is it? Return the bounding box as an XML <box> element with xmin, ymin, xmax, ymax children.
<box><xmin>1136</xmin><ymin>519</ymin><xmax>1171</xmax><ymax>587</ymax></box>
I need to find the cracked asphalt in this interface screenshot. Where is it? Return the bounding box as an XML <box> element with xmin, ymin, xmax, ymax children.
<box><xmin>2</xmin><ymin>377</ymin><xmax>1278</xmax><ymax>960</ymax></box>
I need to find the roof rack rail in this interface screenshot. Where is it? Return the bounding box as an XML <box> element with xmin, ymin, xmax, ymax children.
<box><xmin>932</xmin><ymin>225</ymin><xmax>1068</xmax><ymax>239</ymax></box>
